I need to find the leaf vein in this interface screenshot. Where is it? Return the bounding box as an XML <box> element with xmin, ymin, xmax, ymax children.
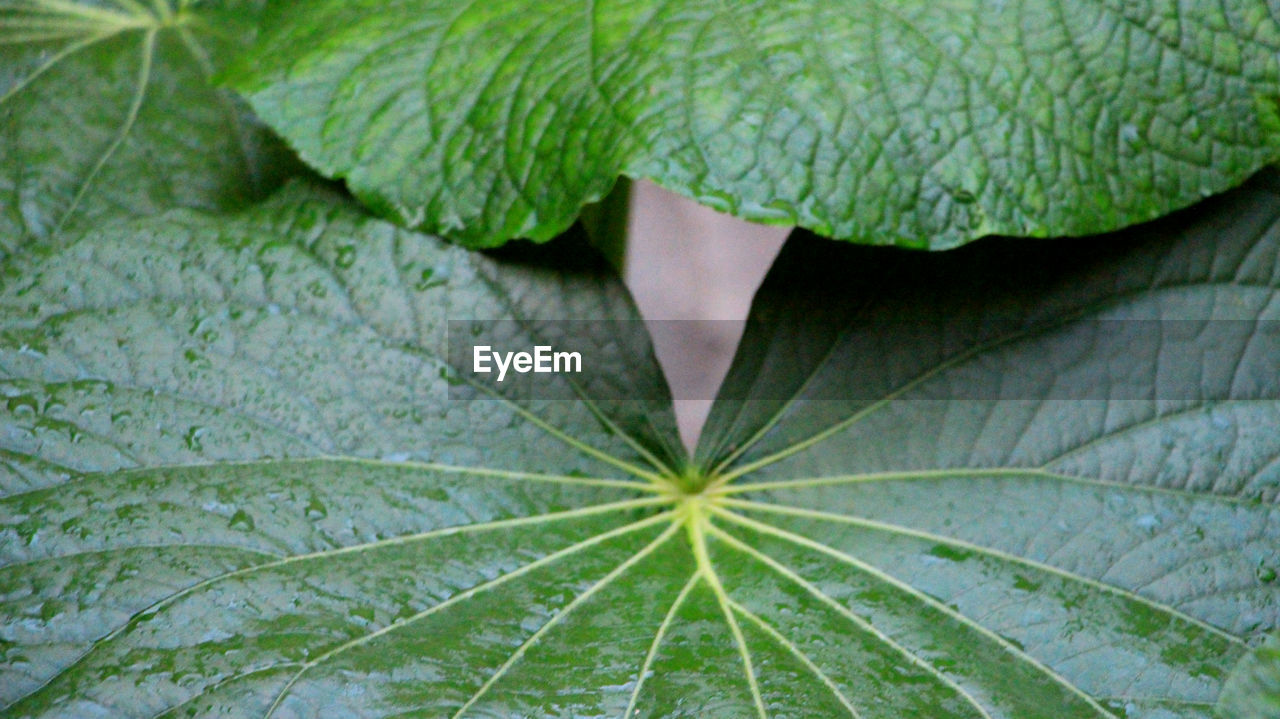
<box><xmin>623</xmin><ymin>571</ymin><xmax>700</xmax><ymax>718</ymax></box>
<box><xmin>725</xmin><ymin>595</ymin><xmax>863</xmax><ymax>718</ymax></box>
<box><xmin>449</xmin><ymin>518</ymin><xmax>681</xmax><ymax>718</ymax></box>
<box><xmin>718</xmin><ymin>498</ymin><xmax>1244</xmax><ymax>646</ymax></box>
<box><xmin>702</xmin><ymin>517</ymin><xmax>994</xmax><ymax>719</ymax></box>
<box><xmin>8</xmin><ymin>499</ymin><xmax>669</xmax><ymax>712</ymax></box>
<box><xmin>259</xmin><ymin>510</ymin><xmax>674</xmax><ymax>718</ymax></box>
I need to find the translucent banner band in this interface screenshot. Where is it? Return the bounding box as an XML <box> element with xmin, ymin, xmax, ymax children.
<box><xmin>446</xmin><ymin>319</ymin><xmax>1280</xmax><ymax>402</ymax></box>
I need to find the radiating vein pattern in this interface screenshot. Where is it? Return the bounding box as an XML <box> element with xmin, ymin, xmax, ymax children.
<box><xmin>0</xmin><ymin>184</ymin><xmax>691</xmax><ymax>715</ymax></box>
<box><xmin>4</xmin><ymin>165</ymin><xmax>1280</xmax><ymax>714</ymax></box>
<box><xmin>685</xmin><ymin>175</ymin><xmax>1280</xmax><ymax>717</ymax></box>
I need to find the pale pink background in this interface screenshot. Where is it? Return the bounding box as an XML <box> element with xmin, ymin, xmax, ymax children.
<box><xmin>623</xmin><ymin>181</ymin><xmax>788</xmax><ymax>449</ymax></box>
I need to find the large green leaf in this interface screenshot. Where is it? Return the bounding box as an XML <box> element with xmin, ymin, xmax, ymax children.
<box><xmin>223</xmin><ymin>0</ymin><xmax>1280</xmax><ymax>248</ymax></box>
<box><xmin>0</xmin><ymin>0</ymin><xmax>299</xmax><ymax>256</ymax></box>
<box><xmin>2</xmin><ymin>174</ymin><xmax>1279</xmax><ymax>717</ymax></box>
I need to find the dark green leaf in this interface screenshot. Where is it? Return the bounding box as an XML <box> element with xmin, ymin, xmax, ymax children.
<box><xmin>225</xmin><ymin>0</ymin><xmax>1280</xmax><ymax>248</ymax></box>
<box><xmin>0</xmin><ymin>0</ymin><xmax>300</xmax><ymax>256</ymax></box>
<box><xmin>2</xmin><ymin>174</ymin><xmax>1279</xmax><ymax>716</ymax></box>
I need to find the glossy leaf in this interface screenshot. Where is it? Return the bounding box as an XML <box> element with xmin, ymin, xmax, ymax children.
<box><xmin>0</xmin><ymin>0</ymin><xmax>299</xmax><ymax>257</ymax></box>
<box><xmin>2</xmin><ymin>174</ymin><xmax>1279</xmax><ymax>717</ymax></box>
<box><xmin>224</xmin><ymin>0</ymin><xmax>1280</xmax><ymax>248</ymax></box>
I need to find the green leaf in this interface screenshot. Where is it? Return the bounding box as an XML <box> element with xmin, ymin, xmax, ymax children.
<box><xmin>0</xmin><ymin>0</ymin><xmax>300</xmax><ymax>256</ymax></box>
<box><xmin>1219</xmin><ymin>634</ymin><xmax>1280</xmax><ymax>719</ymax></box>
<box><xmin>224</xmin><ymin>0</ymin><xmax>1280</xmax><ymax>248</ymax></box>
<box><xmin>3</xmin><ymin>174</ymin><xmax>1279</xmax><ymax>717</ymax></box>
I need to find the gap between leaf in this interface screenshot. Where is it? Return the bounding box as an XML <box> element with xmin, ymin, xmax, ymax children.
<box><xmin>623</xmin><ymin>180</ymin><xmax>788</xmax><ymax>450</ymax></box>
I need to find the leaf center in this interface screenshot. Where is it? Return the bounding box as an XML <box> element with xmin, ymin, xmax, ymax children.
<box><xmin>667</xmin><ymin>463</ymin><xmax>716</xmax><ymax>494</ymax></box>
<box><xmin>11</xmin><ymin>0</ymin><xmax>187</xmax><ymax>36</ymax></box>
<box><xmin>674</xmin><ymin>482</ymin><xmax>727</xmax><ymax>550</ymax></box>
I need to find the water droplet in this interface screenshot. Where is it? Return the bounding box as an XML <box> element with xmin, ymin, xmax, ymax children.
<box><xmin>227</xmin><ymin>509</ymin><xmax>255</xmax><ymax>532</ymax></box>
<box><xmin>415</xmin><ymin>267</ymin><xmax>445</xmax><ymax>291</ymax></box>
<box><xmin>184</xmin><ymin>426</ymin><xmax>205</xmax><ymax>453</ymax></box>
<box><xmin>1257</xmin><ymin>564</ymin><xmax>1277</xmax><ymax>584</ymax></box>
<box><xmin>1119</xmin><ymin>123</ymin><xmax>1142</xmax><ymax>147</ymax></box>
<box><xmin>39</xmin><ymin>600</ymin><xmax>65</xmax><ymax>622</ymax></box>
<box><xmin>1134</xmin><ymin>514</ymin><xmax>1160</xmax><ymax>533</ymax></box>
<box><xmin>6</xmin><ymin>394</ymin><xmax>38</xmax><ymax>415</ymax></box>
<box><xmin>183</xmin><ymin>349</ymin><xmax>212</xmax><ymax>369</ymax></box>
<box><xmin>305</xmin><ymin>496</ymin><xmax>327</xmax><ymax>520</ymax></box>
<box><xmin>926</xmin><ymin>544</ymin><xmax>973</xmax><ymax>562</ymax></box>
<box><xmin>1013</xmin><ymin>575</ymin><xmax>1041</xmax><ymax>592</ymax></box>
<box><xmin>334</xmin><ymin>245</ymin><xmax>357</xmax><ymax>269</ymax></box>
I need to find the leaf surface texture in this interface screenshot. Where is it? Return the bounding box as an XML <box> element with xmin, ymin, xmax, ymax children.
<box><xmin>2</xmin><ymin>173</ymin><xmax>1279</xmax><ymax>716</ymax></box>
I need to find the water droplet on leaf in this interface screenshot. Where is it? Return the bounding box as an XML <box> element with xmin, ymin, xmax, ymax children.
<box><xmin>415</xmin><ymin>267</ymin><xmax>445</xmax><ymax>291</ymax></box>
<box><xmin>335</xmin><ymin>245</ymin><xmax>357</xmax><ymax>269</ymax></box>
<box><xmin>228</xmin><ymin>509</ymin><xmax>255</xmax><ymax>531</ymax></box>
<box><xmin>184</xmin><ymin>426</ymin><xmax>205</xmax><ymax>453</ymax></box>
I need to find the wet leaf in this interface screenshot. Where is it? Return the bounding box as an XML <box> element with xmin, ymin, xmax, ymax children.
<box><xmin>0</xmin><ymin>0</ymin><xmax>299</xmax><ymax>256</ymax></box>
<box><xmin>224</xmin><ymin>0</ymin><xmax>1280</xmax><ymax>248</ymax></box>
<box><xmin>2</xmin><ymin>173</ymin><xmax>1279</xmax><ymax>716</ymax></box>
